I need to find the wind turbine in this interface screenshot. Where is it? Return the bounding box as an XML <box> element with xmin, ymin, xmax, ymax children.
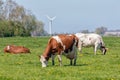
<box><xmin>46</xmin><ymin>15</ymin><xmax>56</xmax><ymax>36</ymax></box>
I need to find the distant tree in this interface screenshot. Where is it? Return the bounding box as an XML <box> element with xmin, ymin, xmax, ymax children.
<box><xmin>95</xmin><ymin>26</ymin><xmax>107</xmax><ymax>35</ymax></box>
<box><xmin>0</xmin><ymin>21</ymin><xmax>14</xmax><ymax>37</ymax></box>
<box><xmin>0</xmin><ymin>0</ymin><xmax>4</xmax><ymax>20</ymax></box>
<box><xmin>0</xmin><ymin>0</ymin><xmax>45</xmax><ymax>37</ymax></box>
<box><xmin>81</xmin><ymin>29</ymin><xmax>89</xmax><ymax>33</ymax></box>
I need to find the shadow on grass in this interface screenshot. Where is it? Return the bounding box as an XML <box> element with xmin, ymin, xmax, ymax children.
<box><xmin>80</xmin><ymin>52</ymin><xmax>104</xmax><ymax>55</ymax></box>
<box><xmin>64</xmin><ymin>63</ymin><xmax>89</xmax><ymax>67</ymax></box>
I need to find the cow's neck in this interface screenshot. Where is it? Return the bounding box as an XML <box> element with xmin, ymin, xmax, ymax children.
<box><xmin>43</xmin><ymin>45</ymin><xmax>52</xmax><ymax>61</ymax></box>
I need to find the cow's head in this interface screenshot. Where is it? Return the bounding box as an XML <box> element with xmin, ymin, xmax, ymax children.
<box><xmin>4</xmin><ymin>45</ymin><xmax>11</xmax><ymax>53</ymax></box>
<box><xmin>7</xmin><ymin>45</ymin><xmax>10</xmax><ymax>50</ymax></box>
<box><xmin>101</xmin><ymin>46</ymin><xmax>108</xmax><ymax>55</ymax></box>
<box><xmin>40</xmin><ymin>55</ymin><xmax>48</xmax><ymax>67</ymax></box>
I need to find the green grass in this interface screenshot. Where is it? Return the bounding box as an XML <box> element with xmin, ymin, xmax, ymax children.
<box><xmin>0</xmin><ymin>36</ymin><xmax>120</xmax><ymax>80</ymax></box>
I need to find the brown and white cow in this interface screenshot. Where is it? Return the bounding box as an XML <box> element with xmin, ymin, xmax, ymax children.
<box><xmin>75</xmin><ymin>33</ymin><xmax>107</xmax><ymax>55</ymax></box>
<box><xmin>4</xmin><ymin>45</ymin><xmax>30</xmax><ymax>54</ymax></box>
<box><xmin>40</xmin><ymin>34</ymin><xmax>79</xmax><ymax>67</ymax></box>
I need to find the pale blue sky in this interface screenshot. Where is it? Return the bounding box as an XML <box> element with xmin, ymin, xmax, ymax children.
<box><xmin>14</xmin><ymin>0</ymin><xmax>120</xmax><ymax>33</ymax></box>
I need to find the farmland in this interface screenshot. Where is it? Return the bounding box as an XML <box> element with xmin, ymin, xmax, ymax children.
<box><xmin>0</xmin><ymin>36</ymin><xmax>120</xmax><ymax>80</ymax></box>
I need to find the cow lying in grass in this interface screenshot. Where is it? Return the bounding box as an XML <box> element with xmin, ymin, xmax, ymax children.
<box><xmin>75</xmin><ymin>33</ymin><xmax>107</xmax><ymax>55</ymax></box>
<box><xmin>39</xmin><ymin>34</ymin><xmax>79</xmax><ymax>67</ymax></box>
<box><xmin>4</xmin><ymin>45</ymin><xmax>30</xmax><ymax>54</ymax></box>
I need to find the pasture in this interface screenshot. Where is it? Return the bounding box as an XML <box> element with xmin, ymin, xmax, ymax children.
<box><xmin>0</xmin><ymin>36</ymin><xmax>120</xmax><ymax>80</ymax></box>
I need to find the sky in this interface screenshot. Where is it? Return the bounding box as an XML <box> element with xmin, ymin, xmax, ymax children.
<box><xmin>14</xmin><ymin>0</ymin><xmax>120</xmax><ymax>34</ymax></box>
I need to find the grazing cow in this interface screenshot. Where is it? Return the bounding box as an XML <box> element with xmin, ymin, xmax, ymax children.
<box><xmin>4</xmin><ymin>45</ymin><xmax>30</xmax><ymax>54</ymax></box>
<box><xmin>40</xmin><ymin>34</ymin><xmax>79</xmax><ymax>67</ymax></box>
<box><xmin>75</xmin><ymin>33</ymin><xmax>107</xmax><ymax>55</ymax></box>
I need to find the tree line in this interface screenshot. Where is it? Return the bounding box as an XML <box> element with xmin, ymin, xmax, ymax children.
<box><xmin>0</xmin><ymin>0</ymin><xmax>46</xmax><ymax>37</ymax></box>
<box><xmin>81</xmin><ymin>26</ymin><xmax>107</xmax><ymax>35</ymax></box>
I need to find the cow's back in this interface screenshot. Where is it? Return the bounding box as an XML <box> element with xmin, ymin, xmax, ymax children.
<box><xmin>87</xmin><ymin>33</ymin><xmax>104</xmax><ymax>45</ymax></box>
<box><xmin>75</xmin><ymin>33</ymin><xmax>104</xmax><ymax>46</ymax></box>
<box><xmin>58</xmin><ymin>34</ymin><xmax>75</xmax><ymax>52</ymax></box>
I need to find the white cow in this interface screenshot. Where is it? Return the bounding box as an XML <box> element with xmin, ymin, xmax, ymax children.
<box><xmin>75</xmin><ymin>33</ymin><xmax>107</xmax><ymax>55</ymax></box>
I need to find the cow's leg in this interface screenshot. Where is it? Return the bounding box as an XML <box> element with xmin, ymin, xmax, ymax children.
<box><xmin>70</xmin><ymin>60</ymin><xmax>72</xmax><ymax>65</ymax></box>
<box><xmin>73</xmin><ymin>53</ymin><xmax>77</xmax><ymax>66</ymax></box>
<box><xmin>78</xmin><ymin>47</ymin><xmax>82</xmax><ymax>53</ymax></box>
<box><xmin>94</xmin><ymin>48</ymin><xmax>97</xmax><ymax>55</ymax></box>
<box><xmin>78</xmin><ymin>46</ymin><xmax>82</xmax><ymax>54</ymax></box>
<box><xmin>78</xmin><ymin>41</ymin><xmax>82</xmax><ymax>54</ymax></box>
<box><xmin>57</xmin><ymin>54</ymin><xmax>62</xmax><ymax>66</ymax></box>
<box><xmin>73</xmin><ymin>59</ymin><xmax>76</xmax><ymax>66</ymax></box>
<box><xmin>51</xmin><ymin>54</ymin><xmax>55</xmax><ymax>65</ymax></box>
<box><xmin>80</xmin><ymin>49</ymin><xmax>82</xmax><ymax>53</ymax></box>
<box><xmin>94</xmin><ymin>43</ymin><xmax>98</xmax><ymax>55</ymax></box>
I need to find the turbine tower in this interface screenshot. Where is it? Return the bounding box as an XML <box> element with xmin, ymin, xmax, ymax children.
<box><xmin>46</xmin><ymin>15</ymin><xmax>56</xmax><ymax>36</ymax></box>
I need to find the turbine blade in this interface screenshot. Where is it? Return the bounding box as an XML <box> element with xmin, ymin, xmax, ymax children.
<box><xmin>46</xmin><ymin>15</ymin><xmax>51</xmax><ymax>20</ymax></box>
<box><xmin>51</xmin><ymin>16</ymin><xmax>56</xmax><ymax>20</ymax></box>
<box><xmin>46</xmin><ymin>15</ymin><xmax>56</xmax><ymax>21</ymax></box>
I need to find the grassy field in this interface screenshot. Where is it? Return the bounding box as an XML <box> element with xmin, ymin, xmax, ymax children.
<box><xmin>0</xmin><ymin>36</ymin><xmax>120</xmax><ymax>80</ymax></box>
